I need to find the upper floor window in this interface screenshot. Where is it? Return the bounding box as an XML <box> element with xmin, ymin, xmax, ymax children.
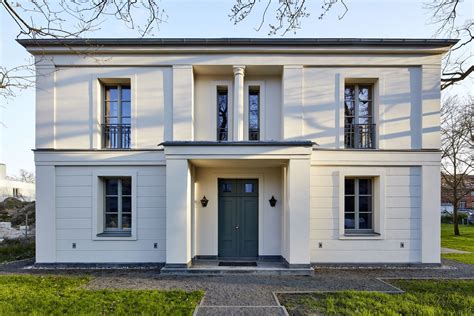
<box><xmin>103</xmin><ymin>84</ymin><xmax>131</xmax><ymax>149</ymax></box>
<box><xmin>248</xmin><ymin>86</ymin><xmax>260</xmax><ymax>141</ymax></box>
<box><xmin>217</xmin><ymin>86</ymin><xmax>229</xmax><ymax>141</ymax></box>
<box><xmin>344</xmin><ymin>84</ymin><xmax>375</xmax><ymax>149</ymax></box>
<box><xmin>345</xmin><ymin>178</ymin><xmax>374</xmax><ymax>234</ymax></box>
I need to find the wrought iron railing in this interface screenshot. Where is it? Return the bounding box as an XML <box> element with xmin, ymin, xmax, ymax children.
<box><xmin>217</xmin><ymin>127</ymin><xmax>228</xmax><ymax>141</ymax></box>
<box><xmin>344</xmin><ymin>124</ymin><xmax>376</xmax><ymax>149</ymax></box>
<box><xmin>249</xmin><ymin>128</ymin><xmax>260</xmax><ymax>141</ymax></box>
<box><xmin>102</xmin><ymin>124</ymin><xmax>131</xmax><ymax>149</ymax></box>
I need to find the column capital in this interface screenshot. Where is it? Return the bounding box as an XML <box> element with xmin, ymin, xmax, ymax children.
<box><xmin>233</xmin><ymin>65</ymin><xmax>246</xmax><ymax>76</ymax></box>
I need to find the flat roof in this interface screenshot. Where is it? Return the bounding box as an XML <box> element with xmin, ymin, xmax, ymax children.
<box><xmin>17</xmin><ymin>37</ymin><xmax>459</xmax><ymax>48</ymax></box>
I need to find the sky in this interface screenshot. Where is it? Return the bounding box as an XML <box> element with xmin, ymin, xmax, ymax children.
<box><xmin>0</xmin><ymin>0</ymin><xmax>472</xmax><ymax>176</ymax></box>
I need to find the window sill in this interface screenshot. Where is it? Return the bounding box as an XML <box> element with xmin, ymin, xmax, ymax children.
<box><xmin>340</xmin><ymin>232</ymin><xmax>383</xmax><ymax>240</ymax></box>
<box><xmin>94</xmin><ymin>232</ymin><xmax>136</xmax><ymax>241</ymax></box>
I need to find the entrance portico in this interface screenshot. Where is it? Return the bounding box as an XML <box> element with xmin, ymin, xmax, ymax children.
<box><xmin>162</xmin><ymin>141</ymin><xmax>313</xmax><ymax>271</ymax></box>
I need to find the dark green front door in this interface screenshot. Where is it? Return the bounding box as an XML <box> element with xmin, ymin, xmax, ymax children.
<box><xmin>218</xmin><ymin>179</ymin><xmax>258</xmax><ymax>258</ymax></box>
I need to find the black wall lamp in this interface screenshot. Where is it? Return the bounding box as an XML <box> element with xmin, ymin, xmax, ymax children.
<box><xmin>200</xmin><ymin>196</ymin><xmax>209</xmax><ymax>207</ymax></box>
<box><xmin>269</xmin><ymin>196</ymin><xmax>277</xmax><ymax>207</ymax></box>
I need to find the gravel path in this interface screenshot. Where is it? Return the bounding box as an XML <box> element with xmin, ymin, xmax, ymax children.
<box><xmin>1</xmin><ymin>259</ymin><xmax>473</xmax><ymax>315</ymax></box>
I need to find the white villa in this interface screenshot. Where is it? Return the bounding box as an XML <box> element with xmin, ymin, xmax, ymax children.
<box><xmin>19</xmin><ymin>38</ymin><xmax>456</xmax><ymax>270</ymax></box>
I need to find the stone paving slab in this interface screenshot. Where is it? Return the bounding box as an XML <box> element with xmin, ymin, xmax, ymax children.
<box><xmin>195</xmin><ymin>306</ymin><xmax>287</xmax><ymax>316</ymax></box>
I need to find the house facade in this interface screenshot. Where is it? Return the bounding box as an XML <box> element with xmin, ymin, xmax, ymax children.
<box><xmin>19</xmin><ymin>38</ymin><xmax>455</xmax><ymax>268</ymax></box>
<box><xmin>0</xmin><ymin>164</ymin><xmax>36</xmax><ymax>202</ymax></box>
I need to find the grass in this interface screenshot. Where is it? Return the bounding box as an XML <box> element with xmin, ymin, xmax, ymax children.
<box><xmin>0</xmin><ymin>238</ymin><xmax>35</xmax><ymax>263</ymax></box>
<box><xmin>0</xmin><ymin>275</ymin><xmax>203</xmax><ymax>315</ymax></box>
<box><xmin>279</xmin><ymin>279</ymin><xmax>474</xmax><ymax>315</ymax></box>
<box><xmin>441</xmin><ymin>223</ymin><xmax>474</xmax><ymax>265</ymax></box>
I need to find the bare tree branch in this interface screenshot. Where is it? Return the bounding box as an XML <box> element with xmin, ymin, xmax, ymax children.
<box><xmin>230</xmin><ymin>0</ymin><xmax>349</xmax><ymax>36</ymax></box>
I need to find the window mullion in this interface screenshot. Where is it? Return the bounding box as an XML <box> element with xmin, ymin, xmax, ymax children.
<box><xmin>118</xmin><ymin>179</ymin><xmax>123</xmax><ymax>230</ymax></box>
<box><xmin>355</xmin><ymin>179</ymin><xmax>359</xmax><ymax>230</ymax></box>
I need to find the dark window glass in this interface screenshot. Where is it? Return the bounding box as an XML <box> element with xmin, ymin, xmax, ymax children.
<box><xmin>345</xmin><ymin>179</ymin><xmax>355</xmax><ymax>195</ymax></box>
<box><xmin>222</xmin><ymin>183</ymin><xmax>232</xmax><ymax>192</ymax></box>
<box><xmin>359</xmin><ymin>179</ymin><xmax>372</xmax><ymax>195</ymax></box>
<box><xmin>104</xmin><ymin>177</ymin><xmax>132</xmax><ymax>232</ymax></box>
<box><xmin>249</xmin><ymin>87</ymin><xmax>260</xmax><ymax>140</ymax></box>
<box><xmin>344</xmin><ymin>213</ymin><xmax>355</xmax><ymax>229</ymax></box>
<box><xmin>217</xmin><ymin>87</ymin><xmax>228</xmax><ymax>141</ymax></box>
<box><xmin>344</xmin><ymin>196</ymin><xmax>355</xmax><ymax>213</ymax></box>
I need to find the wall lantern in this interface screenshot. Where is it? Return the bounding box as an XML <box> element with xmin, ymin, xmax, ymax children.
<box><xmin>200</xmin><ymin>196</ymin><xmax>209</xmax><ymax>207</ymax></box>
<box><xmin>269</xmin><ymin>196</ymin><xmax>277</xmax><ymax>207</ymax></box>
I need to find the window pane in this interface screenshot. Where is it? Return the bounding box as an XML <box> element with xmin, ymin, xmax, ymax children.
<box><xmin>249</xmin><ymin>88</ymin><xmax>259</xmax><ymax>130</ymax></box>
<box><xmin>345</xmin><ymin>213</ymin><xmax>355</xmax><ymax>229</ymax></box>
<box><xmin>106</xmin><ymin>197</ymin><xmax>118</xmax><ymax>213</ymax></box>
<box><xmin>122</xmin><ymin>214</ymin><xmax>132</xmax><ymax>229</ymax></box>
<box><xmin>106</xmin><ymin>101</ymin><xmax>119</xmax><ymax>119</ymax></box>
<box><xmin>121</xmin><ymin>86</ymin><xmax>131</xmax><ymax>101</ymax></box>
<box><xmin>244</xmin><ymin>183</ymin><xmax>254</xmax><ymax>193</ymax></box>
<box><xmin>358</xmin><ymin>86</ymin><xmax>371</xmax><ymax>102</ymax></box>
<box><xmin>217</xmin><ymin>87</ymin><xmax>228</xmax><ymax>141</ymax></box>
<box><xmin>344</xmin><ymin>86</ymin><xmax>355</xmax><ymax>117</ymax></box>
<box><xmin>359</xmin><ymin>213</ymin><xmax>372</xmax><ymax>229</ymax></box>
<box><xmin>122</xmin><ymin>101</ymin><xmax>131</xmax><ymax>118</ymax></box>
<box><xmin>222</xmin><ymin>183</ymin><xmax>232</xmax><ymax>192</ymax></box>
<box><xmin>122</xmin><ymin>178</ymin><xmax>132</xmax><ymax>195</ymax></box>
<box><xmin>122</xmin><ymin>197</ymin><xmax>132</xmax><ymax>213</ymax></box>
<box><xmin>359</xmin><ymin>196</ymin><xmax>372</xmax><ymax>213</ymax></box>
<box><xmin>345</xmin><ymin>196</ymin><xmax>355</xmax><ymax>213</ymax></box>
<box><xmin>105</xmin><ymin>179</ymin><xmax>118</xmax><ymax>195</ymax></box>
<box><xmin>106</xmin><ymin>86</ymin><xmax>118</xmax><ymax>101</ymax></box>
<box><xmin>105</xmin><ymin>214</ymin><xmax>119</xmax><ymax>228</ymax></box>
<box><xmin>345</xmin><ymin>179</ymin><xmax>355</xmax><ymax>195</ymax></box>
<box><xmin>359</xmin><ymin>179</ymin><xmax>372</xmax><ymax>195</ymax></box>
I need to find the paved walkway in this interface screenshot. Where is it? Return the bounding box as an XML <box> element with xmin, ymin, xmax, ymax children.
<box><xmin>441</xmin><ymin>247</ymin><xmax>472</xmax><ymax>254</ymax></box>
<box><xmin>1</xmin><ymin>259</ymin><xmax>473</xmax><ymax>315</ymax></box>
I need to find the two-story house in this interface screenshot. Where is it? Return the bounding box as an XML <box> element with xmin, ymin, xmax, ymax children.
<box><xmin>19</xmin><ymin>38</ymin><xmax>456</xmax><ymax>271</ymax></box>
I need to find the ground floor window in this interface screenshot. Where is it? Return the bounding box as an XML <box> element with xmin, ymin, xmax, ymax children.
<box><xmin>103</xmin><ymin>177</ymin><xmax>132</xmax><ymax>235</ymax></box>
<box><xmin>344</xmin><ymin>178</ymin><xmax>374</xmax><ymax>234</ymax></box>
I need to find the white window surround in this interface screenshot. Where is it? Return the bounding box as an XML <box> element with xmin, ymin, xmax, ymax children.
<box><xmin>337</xmin><ymin>169</ymin><xmax>386</xmax><ymax>240</ymax></box>
<box><xmin>92</xmin><ymin>170</ymin><xmax>138</xmax><ymax>240</ymax></box>
<box><xmin>93</xmin><ymin>76</ymin><xmax>137</xmax><ymax>149</ymax></box>
<box><xmin>339</xmin><ymin>77</ymin><xmax>382</xmax><ymax>149</ymax></box>
<box><xmin>244</xmin><ymin>80</ymin><xmax>266</xmax><ymax>141</ymax></box>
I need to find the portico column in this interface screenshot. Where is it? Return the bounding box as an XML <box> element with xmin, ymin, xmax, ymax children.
<box><xmin>165</xmin><ymin>159</ymin><xmax>192</xmax><ymax>267</ymax></box>
<box><xmin>233</xmin><ymin>65</ymin><xmax>245</xmax><ymax>141</ymax></box>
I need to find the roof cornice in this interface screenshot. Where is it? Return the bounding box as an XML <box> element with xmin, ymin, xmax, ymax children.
<box><xmin>17</xmin><ymin>37</ymin><xmax>458</xmax><ymax>55</ymax></box>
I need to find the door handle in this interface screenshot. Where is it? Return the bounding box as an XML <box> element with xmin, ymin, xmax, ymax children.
<box><xmin>235</xmin><ymin>226</ymin><xmax>239</xmax><ymax>230</ymax></box>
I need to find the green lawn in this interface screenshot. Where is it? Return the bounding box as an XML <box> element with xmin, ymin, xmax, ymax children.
<box><xmin>441</xmin><ymin>223</ymin><xmax>474</xmax><ymax>264</ymax></box>
<box><xmin>279</xmin><ymin>279</ymin><xmax>474</xmax><ymax>315</ymax></box>
<box><xmin>0</xmin><ymin>238</ymin><xmax>35</xmax><ymax>263</ymax></box>
<box><xmin>0</xmin><ymin>275</ymin><xmax>203</xmax><ymax>315</ymax></box>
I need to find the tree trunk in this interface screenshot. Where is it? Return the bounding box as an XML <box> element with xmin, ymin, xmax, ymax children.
<box><xmin>453</xmin><ymin>206</ymin><xmax>460</xmax><ymax>236</ymax></box>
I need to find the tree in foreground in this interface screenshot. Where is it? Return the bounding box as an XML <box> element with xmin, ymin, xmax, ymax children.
<box><xmin>440</xmin><ymin>96</ymin><xmax>473</xmax><ymax>235</ymax></box>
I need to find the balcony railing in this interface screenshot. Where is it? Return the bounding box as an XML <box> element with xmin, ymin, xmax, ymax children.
<box><xmin>217</xmin><ymin>127</ymin><xmax>228</xmax><ymax>141</ymax></box>
<box><xmin>249</xmin><ymin>128</ymin><xmax>260</xmax><ymax>141</ymax></box>
<box><xmin>102</xmin><ymin>124</ymin><xmax>131</xmax><ymax>149</ymax></box>
<box><xmin>344</xmin><ymin>124</ymin><xmax>376</xmax><ymax>149</ymax></box>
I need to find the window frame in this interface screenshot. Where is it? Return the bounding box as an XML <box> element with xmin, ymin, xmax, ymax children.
<box><xmin>344</xmin><ymin>178</ymin><xmax>374</xmax><ymax>234</ymax></box>
<box><xmin>102</xmin><ymin>83</ymin><xmax>132</xmax><ymax>149</ymax></box>
<box><xmin>103</xmin><ymin>177</ymin><xmax>132</xmax><ymax>234</ymax></box>
<box><xmin>248</xmin><ymin>86</ymin><xmax>260</xmax><ymax>141</ymax></box>
<box><xmin>216</xmin><ymin>85</ymin><xmax>229</xmax><ymax>141</ymax></box>
<box><xmin>244</xmin><ymin>80</ymin><xmax>266</xmax><ymax>141</ymax></box>
<box><xmin>92</xmin><ymin>170</ymin><xmax>137</xmax><ymax>240</ymax></box>
<box><xmin>338</xmin><ymin>169</ymin><xmax>385</xmax><ymax>240</ymax></box>
<box><xmin>344</xmin><ymin>82</ymin><xmax>376</xmax><ymax>149</ymax></box>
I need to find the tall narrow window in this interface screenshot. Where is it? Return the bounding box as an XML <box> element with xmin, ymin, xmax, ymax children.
<box><xmin>344</xmin><ymin>178</ymin><xmax>374</xmax><ymax>233</ymax></box>
<box><xmin>344</xmin><ymin>84</ymin><xmax>374</xmax><ymax>149</ymax></box>
<box><xmin>217</xmin><ymin>86</ymin><xmax>228</xmax><ymax>141</ymax></box>
<box><xmin>248</xmin><ymin>86</ymin><xmax>260</xmax><ymax>141</ymax></box>
<box><xmin>104</xmin><ymin>177</ymin><xmax>132</xmax><ymax>234</ymax></box>
<box><xmin>103</xmin><ymin>85</ymin><xmax>131</xmax><ymax>149</ymax></box>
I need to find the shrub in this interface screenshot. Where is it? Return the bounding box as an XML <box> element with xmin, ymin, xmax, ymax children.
<box><xmin>0</xmin><ymin>238</ymin><xmax>35</xmax><ymax>263</ymax></box>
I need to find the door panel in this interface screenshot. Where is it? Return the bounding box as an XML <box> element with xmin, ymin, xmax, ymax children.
<box><xmin>218</xmin><ymin>179</ymin><xmax>258</xmax><ymax>258</ymax></box>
